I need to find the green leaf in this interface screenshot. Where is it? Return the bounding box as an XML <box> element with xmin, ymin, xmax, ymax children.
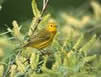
<box><xmin>84</xmin><ymin>55</ymin><xmax>96</xmax><ymax>62</ymax></box>
<box><xmin>73</xmin><ymin>34</ymin><xmax>84</xmax><ymax>51</ymax></box>
<box><xmin>79</xmin><ymin>34</ymin><xmax>96</xmax><ymax>55</ymax></box>
<box><xmin>32</xmin><ymin>0</ymin><xmax>41</xmax><ymax>17</ymax></box>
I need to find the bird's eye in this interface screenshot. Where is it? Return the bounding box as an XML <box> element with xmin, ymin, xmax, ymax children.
<box><xmin>50</xmin><ymin>25</ymin><xmax>52</xmax><ymax>27</ymax></box>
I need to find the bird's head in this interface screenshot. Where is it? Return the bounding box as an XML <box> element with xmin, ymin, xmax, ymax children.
<box><xmin>47</xmin><ymin>22</ymin><xmax>57</xmax><ymax>33</ymax></box>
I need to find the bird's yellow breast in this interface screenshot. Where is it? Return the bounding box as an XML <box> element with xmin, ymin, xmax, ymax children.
<box><xmin>30</xmin><ymin>33</ymin><xmax>54</xmax><ymax>49</ymax></box>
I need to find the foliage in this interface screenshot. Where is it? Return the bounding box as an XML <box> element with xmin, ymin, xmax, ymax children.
<box><xmin>0</xmin><ymin>0</ymin><xmax>101</xmax><ymax>77</ymax></box>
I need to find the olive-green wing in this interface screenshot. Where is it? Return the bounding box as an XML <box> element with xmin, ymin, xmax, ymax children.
<box><xmin>25</xmin><ymin>30</ymin><xmax>51</xmax><ymax>46</ymax></box>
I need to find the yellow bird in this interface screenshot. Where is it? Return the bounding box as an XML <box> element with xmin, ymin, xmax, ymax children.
<box><xmin>24</xmin><ymin>22</ymin><xmax>57</xmax><ymax>49</ymax></box>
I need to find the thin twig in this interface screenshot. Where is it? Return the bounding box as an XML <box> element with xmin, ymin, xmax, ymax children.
<box><xmin>30</xmin><ymin>18</ymin><xmax>42</xmax><ymax>36</ymax></box>
<box><xmin>29</xmin><ymin>0</ymin><xmax>49</xmax><ymax>36</ymax></box>
<box><xmin>41</xmin><ymin>0</ymin><xmax>49</xmax><ymax>17</ymax></box>
<box><xmin>43</xmin><ymin>0</ymin><xmax>46</xmax><ymax>10</ymax></box>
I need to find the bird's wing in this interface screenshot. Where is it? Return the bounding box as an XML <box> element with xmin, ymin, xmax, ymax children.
<box><xmin>26</xmin><ymin>30</ymin><xmax>51</xmax><ymax>46</ymax></box>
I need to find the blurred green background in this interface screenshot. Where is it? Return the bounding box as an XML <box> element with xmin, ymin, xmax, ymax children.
<box><xmin>0</xmin><ymin>0</ymin><xmax>100</xmax><ymax>31</ymax></box>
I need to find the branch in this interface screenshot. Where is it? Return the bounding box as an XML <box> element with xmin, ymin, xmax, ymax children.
<box><xmin>41</xmin><ymin>0</ymin><xmax>49</xmax><ymax>17</ymax></box>
<box><xmin>28</xmin><ymin>0</ymin><xmax>49</xmax><ymax>37</ymax></box>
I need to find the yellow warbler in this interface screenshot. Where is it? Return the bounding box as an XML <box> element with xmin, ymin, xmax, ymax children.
<box><xmin>24</xmin><ymin>22</ymin><xmax>57</xmax><ymax>49</ymax></box>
